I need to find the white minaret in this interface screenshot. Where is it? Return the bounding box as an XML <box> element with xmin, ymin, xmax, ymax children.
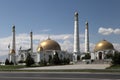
<box><xmin>9</xmin><ymin>25</ymin><xmax>16</xmax><ymax>64</ymax></box>
<box><xmin>30</xmin><ymin>31</ymin><xmax>33</xmax><ymax>53</ymax></box>
<box><xmin>85</xmin><ymin>21</ymin><xmax>89</xmax><ymax>53</ymax></box>
<box><xmin>73</xmin><ymin>12</ymin><xmax>80</xmax><ymax>55</ymax></box>
<box><xmin>12</xmin><ymin>25</ymin><xmax>16</xmax><ymax>52</ymax></box>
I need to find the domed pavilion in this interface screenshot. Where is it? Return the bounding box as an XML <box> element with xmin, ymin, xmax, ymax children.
<box><xmin>94</xmin><ymin>40</ymin><xmax>115</xmax><ymax>60</ymax></box>
<box><xmin>36</xmin><ymin>38</ymin><xmax>71</xmax><ymax>63</ymax></box>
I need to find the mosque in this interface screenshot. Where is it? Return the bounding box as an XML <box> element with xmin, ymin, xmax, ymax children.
<box><xmin>8</xmin><ymin>12</ymin><xmax>116</xmax><ymax>65</ymax></box>
<box><xmin>9</xmin><ymin>26</ymin><xmax>73</xmax><ymax>64</ymax></box>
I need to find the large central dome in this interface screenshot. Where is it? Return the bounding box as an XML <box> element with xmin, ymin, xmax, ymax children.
<box><xmin>37</xmin><ymin>38</ymin><xmax>61</xmax><ymax>52</ymax></box>
<box><xmin>94</xmin><ymin>40</ymin><xmax>114</xmax><ymax>52</ymax></box>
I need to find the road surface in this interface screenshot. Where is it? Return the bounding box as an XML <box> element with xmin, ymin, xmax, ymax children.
<box><xmin>0</xmin><ymin>72</ymin><xmax>119</xmax><ymax>80</ymax></box>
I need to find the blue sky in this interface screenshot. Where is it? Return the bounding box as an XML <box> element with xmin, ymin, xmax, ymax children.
<box><xmin>0</xmin><ymin>0</ymin><xmax>120</xmax><ymax>59</ymax></box>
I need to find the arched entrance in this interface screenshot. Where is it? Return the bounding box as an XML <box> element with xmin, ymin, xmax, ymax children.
<box><xmin>98</xmin><ymin>52</ymin><xmax>102</xmax><ymax>60</ymax></box>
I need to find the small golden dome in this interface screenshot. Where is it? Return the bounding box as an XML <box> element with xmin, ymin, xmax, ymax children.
<box><xmin>94</xmin><ymin>40</ymin><xmax>114</xmax><ymax>52</ymax></box>
<box><xmin>10</xmin><ymin>49</ymin><xmax>15</xmax><ymax>54</ymax></box>
<box><xmin>37</xmin><ymin>38</ymin><xmax>61</xmax><ymax>52</ymax></box>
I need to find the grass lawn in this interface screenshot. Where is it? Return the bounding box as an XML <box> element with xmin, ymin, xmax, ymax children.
<box><xmin>106</xmin><ymin>65</ymin><xmax>120</xmax><ymax>69</ymax></box>
<box><xmin>0</xmin><ymin>65</ymin><xmax>120</xmax><ymax>72</ymax></box>
<box><xmin>0</xmin><ymin>65</ymin><xmax>26</xmax><ymax>71</ymax></box>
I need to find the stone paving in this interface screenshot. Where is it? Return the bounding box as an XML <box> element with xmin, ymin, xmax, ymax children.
<box><xmin>21</xmin><ymin>64</ymin><xmax>110</xmax><ymax>70</ymax></box>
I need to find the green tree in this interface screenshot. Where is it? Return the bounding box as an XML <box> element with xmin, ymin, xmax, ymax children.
<box><xmin>18</xmin><ymin>60</ymin><xmax>25</xmax><ymax>63</ymax></box>
<box><xmin>48</xmin><ymin>55</ymin><xmax>52</xmax><ymax>65</ymax></box>
<box><xmin>9</xmin><ymin>61</ymin><xmax>14</xmax><ymax>65</ymax></box>
<box><xmin>112</xmin><ymin>52</ymin><xmax>120</xmax><ymax>65</ymax></box>
<box><xmin>66</xmin><ymin>58</ymin><xmax>70</xmax><ymax>64</ymax></box>
<box><xmin>43</xmin><ymin>59</ymin><xmax>47</xmax><ymax>66</ymax></box>
<box><xmin>52</xmin><ymin>52</ymin><xmax>61</xmax><ymax>65</ymax></box>
<box><xmin>105</xmin><ymin>53</ymin><xmax>113</xmax><ymax>59</ymax></box>
<box><xmin>39</xmin><ymin>59</ymin><xmax>47</xmax><ymax>66</ymax></box>
<box><xmin>5</xmin><ymin>58</ymin><xmax>10</xmax><ymax>65</ymax></box>
<box><xmin>25</xmin><ymin>53</ymin><xmax>35</xmax><ymax>67</ymax></box>
<box><xmin>82</xmin><ymin>53</ymin><xmax>91</xmax><ymax>59</ymax></box>
<box><xmin>63</xmin><ymin>58</ymin><xmax>70</xmax><ymax>64</ymax></box>
<box><xmin>77</xmin><ymin>55</ymin><xmax>80</xmax><ymax>60</ymax></box>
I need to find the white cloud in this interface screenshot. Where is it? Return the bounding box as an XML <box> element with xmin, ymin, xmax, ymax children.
<box><xmin>52</xmin><ymin>34</ymin><xmax>73</xmax><ymax>40</ymax></box>
<box><xmin>0</xmin><ymin>33</ymin><xmax>74</xmax><ymax>57</ymax></box>
<box><xmin>0</xmin><ymin>32</ymin><xmax>119</xmax><ymax>60</ymax></box>
<box><xmin>113</xmin><ymin>43</ymin><xmax>120</xmax><ymax>51</ymax></box>
<box><xmin>33</xmin><ymin>34</ymin><xmax>73</xmax><ymax>41</ymax></box>
<box><xmin>60</xmin><ymin>40</ymin><xmax>73</xmax><ymax>51</ymax></box>
<box><xmin>41</xmin><ymin>29</ymin><xmax>51</xmax><ymax>32</ymax></box>
<box><xmin>98</xmin><ymin>27</ymin><xmax>113</xmax><ymax>35</ymax></box>
<box><xmin>98</xmin><ymin>27</ymin><xmax>120</xmax><ymax>35</ymax></box>
<box><xmin>89</xmin><ymin>43</ymin><xmax>96</xmax><ymax>52</ymax></box>
<box><xmin>80</xmin><ymin>43</ymin><xmax>95</xmax><ymax>52</ymax></box>
<box><xmin>114</xmin><ymin>28</ymin><xmax>120</xmax><ymax>34</ymax></box>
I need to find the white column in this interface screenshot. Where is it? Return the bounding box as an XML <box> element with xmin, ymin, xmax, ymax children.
<box><xmin>37</xmin><ymin>53</ymin><xmax>40</xmax><ymax>63</ymax></box>
<box><xmin>30</xmin><ymin>31</ymin><xmax>33</xmax><ymax>54</ymax></box>
<box><xmin>85</xmin><ymin>21</ymin><xmax>89</xmax><ymax>53</ymax></box>
<box><xmin>12</xmin><ymin>25</ymin><xmax>16</xmax><ymax>52</ymax></box>
<box><xmin>8</xmin><ymin>51</ymin><xmax>11</xmax><ymax>62</ymax></box>
<box><xmin>73</xmin><ymin>53</ymin><xmax>77</xmax><ymax>63</ymax></box>
<box><xmin>73</xmin><ymin>12</ymin><xmax>80</xmax><ymax>55</ymax></box>
<box><xmin>11</xmin><ymin>25</ymin><xmax>16</xmax><ymax>64</ymax></box>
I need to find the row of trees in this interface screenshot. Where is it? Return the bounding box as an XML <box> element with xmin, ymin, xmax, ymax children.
<box><xmin>82</xmin><ymin>53</ymin><xmax>91</xmax><ymax>60</ymax></box>
<box><xmin>77</xmin><ymin>52</ymin><xmax>120</xmax><ymax>65</ymax></box>
<box><xmin>101</xmin><ymin>51</ymin><xmax>120</xmax><ymax>65</ymax></box>
<box><xmin>5</xmin><ymin>53</ymin><xmax>70</xmax><ymax>67</ymax></box>
<box><xmin>5</xmin><ymin>51</ymin><xmax>120</xmax><ymax>66</ymax></box>
<box><xmin>39</xmin><ymin>53</ymin><xmax>70</xmax><ymax>66</ymax></box>
<box><xmin>5</xmin><ymin>53</ymin><xmax>35</xmax><ymax>67</ymax></box>
<box><xmin>5</xmin><ymin>59</ymin><xmax>14</xmax><ymax>65</ymax></box>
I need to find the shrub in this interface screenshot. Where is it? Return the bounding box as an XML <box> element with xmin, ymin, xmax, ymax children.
<box><xmin>9</xmin><ymin>61</ymin><xmax>14</xmax><ymax>65</ymax></box>
<box><xmin>25</xmin><ymin>53</ymin><xmax>35</xmax><ymax>67</ymax></box>
<box><xmin>52</xmin><ymin>52</ymin><xmax>61</xmax><ymax>65</ymax></box>
<box><xmin>77</xmin><ymin>55</ymin><xmax>80</xmax><ymax>60</ymax></box>
<box><xmin>5</xmin><ymin>58</ymin><xmax>10</xmax><ymax>65</ymax></box>
<box><xmin>105</xmin><ymin>53</ymin><xmax>113</xmax><ymax>59</ymax></box>
<box><xmin>82</xmin><ymin>53</ymin><xmax>91</xmax><ymax>59</ymax></box>
<box><xmin>18</xmin><ymin>60</ymin><xmax>25</xmax><ymax>63</ymax></box>
<box><xmin>112</xmin><ymin>52</ymin><xmax>120</xmax><ymax>65</ymax></box>
<box><xmin>39</xmin><ymin>59</ymin><xmax>47</xmax><ymax>66</ymax></box>
<box><xmin>48</xmin><ymin>55</ymin><xmax>52</xmax><ymax>65</ymax></box>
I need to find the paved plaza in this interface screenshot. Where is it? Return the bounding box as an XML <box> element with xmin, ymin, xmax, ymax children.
<box><xmin>21</xmin><ymin>64</ymin><xmax>110</xmax><ymax>70</ymax></box>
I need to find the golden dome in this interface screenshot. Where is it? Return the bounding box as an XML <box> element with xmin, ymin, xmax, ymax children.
<box><xmin>10</xmin><ymin>49</ymin><xmax>15</xmax><ymax>54</ymax></box>
<box><xmin>37</xmin><ymin>38</ymin><xmax>61</xmax><ymax>52</ymax></box>
<box><xmin>94</xmin><ymin>40</ymin><xmax>114</xmax><ymax>52</ymax></box>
